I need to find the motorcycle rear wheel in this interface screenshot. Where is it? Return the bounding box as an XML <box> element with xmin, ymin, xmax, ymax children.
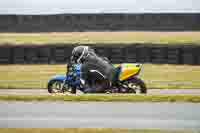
<box><xmin>125</xmin><ymin>77</ymin><xmax>147</xmax><ymax>94</ymax></box>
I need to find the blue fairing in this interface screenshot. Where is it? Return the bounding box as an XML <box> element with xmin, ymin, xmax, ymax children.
<box><xmin>48</xmin><ymin>75</ymin><xmax>66</xmax><ymax>83</ymax></box>
<box><xmin>48</xmin><ymin>64</ymin><xmax>81</xmax><ymax>86</ymax></box>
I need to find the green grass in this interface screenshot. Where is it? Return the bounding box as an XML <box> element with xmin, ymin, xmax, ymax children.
<box><xmin>0</xmin><ymin>128</ymin><xmax>199</xmax><ymax>133</ymax></box>
<box><xmin>1</xmin><ymin>94</ymin><xmax>200</xmax><ymax>102</ymax></box>
<box><xmin>0</xmin><ymin>64</ymin><xmax>200</xmax><ymax>89</ymax></box>
<box><xmin>0</xmin><ymin>32</ymin><xmax>200</xmax><ymax>45</ymax></box>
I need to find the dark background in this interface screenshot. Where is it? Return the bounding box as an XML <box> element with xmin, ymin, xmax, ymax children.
<box><xmin>0</xmin><ymin>13</ymin><xmax>200</xmax><ymax>32</ymax></box>
<box><xmin>0</xmin><ymin>44</ymin><xmax>200</xmax><ymax>65</ymax></box>
<box><xmin>1</xmin><ymin>13</ymin><xmax>200</xmax><ymax>65</ymax></box>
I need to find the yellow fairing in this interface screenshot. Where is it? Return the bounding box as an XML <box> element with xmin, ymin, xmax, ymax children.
<box><xmin>119</xmin><ymin>63</ymin><xmax>142</xmax><ymax>81</ymax></box>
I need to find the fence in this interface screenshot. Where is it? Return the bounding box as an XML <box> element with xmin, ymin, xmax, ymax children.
<box><xmin>0</xmin><ymin>44</ymin><xmax>200</xmax><ymax>65</ymax></box>
<box><xmin>0</xmin><ymin>13</ymin><xmax>200</xmax><ymax>32</ymax></box>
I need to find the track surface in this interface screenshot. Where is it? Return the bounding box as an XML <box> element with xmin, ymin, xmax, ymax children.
<box><xmin>0</xmin><ymin>102</ymin><xmax>200</xmax><ymax>129</ymax></box>
<box><xmin>0</xmin><ymin>89</ymin><xmax>200</xmax><ymax>95</ymax></box>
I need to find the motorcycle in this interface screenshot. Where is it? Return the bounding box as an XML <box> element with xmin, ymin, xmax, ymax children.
<box><xmin>47</xmin><ymin>63</ymin><xmax>147</xmax><ymax>94</ymax></box>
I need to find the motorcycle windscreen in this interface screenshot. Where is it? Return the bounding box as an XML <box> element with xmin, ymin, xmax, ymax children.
<box><xmin>118</xmin><ymin>63</ymin><xmax>141</xmax><ymax>81</ymax></box>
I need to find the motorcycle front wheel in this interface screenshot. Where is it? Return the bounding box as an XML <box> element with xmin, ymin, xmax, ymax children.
<box><xmin>48</xmin><ymin>80</ymin><xmax>76</xmax><ymax>94</ymax></box>
<box><xmin>48</xmin><ymin>80</ymin><xmax>63</xmax><ymax>93</ymax></box>
<box><xmin>124</xmin><ymin>77</ymin><xmax>147</xmax><ymax>94</ymax></box>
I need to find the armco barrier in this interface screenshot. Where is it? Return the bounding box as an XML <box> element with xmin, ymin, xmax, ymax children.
<box><xmin>150</xmin><ymin>46</ymin><xmax>168</xmax><ymax>64</ymax></box>
<box><xmin>135</xmin><ymin>45</ymin><xmax>151</xmax><ymax>63</ymax></box>
<box><xmin>0</xmin><ymin>13</ymin><xmax>200</xmax><ymax>32</ymax></box>
<box><xmin>12</xmin><ymin>46</ymin><xmax>25</xmax><ymax>64</ymax></box>
<box><xmin>124</xmin><ymin>45</ymin><xmax>137</xmax><ymax>63</ymax></box>
<box><xmin>181</xmin><ymin>45</ymin><xmax>199</xmax><ymax>65</ymax></box>
<box><xmin>0</xmin><ymin>44</ymin><xmax>200</xmax><ymax>65</ymax></box>
<box><xmin>0</xmin><ymin>46</ymin><xmax>11</xmax><ymax>64</ymax></box>
<box><xmin>167</xmin><ymin>46</ymin><xmax>181</xmax><ymax>64</ymax></box>
<box><xmin>197</xmin><ymin>47</ymin><xmax>200</xmax><ymax>65</ymax></box>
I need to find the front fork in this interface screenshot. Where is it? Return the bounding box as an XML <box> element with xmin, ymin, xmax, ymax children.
<box><xmin>61</xmin><ymin>78</ymin><xmax>67</xmax><ymax>93</ymax></box>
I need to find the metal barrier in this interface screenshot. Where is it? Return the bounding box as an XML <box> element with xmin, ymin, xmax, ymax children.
<box><xmin>0</xmin><ymin>14</ymin><xmax>200</xmax><ymax>32</ymax></box>
<box><xmin>0</xmin><ymin>44</ymin><xmax>200</xmax><ymax>65</ymax></box>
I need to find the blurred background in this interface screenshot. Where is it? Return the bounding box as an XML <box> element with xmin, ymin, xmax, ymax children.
<box><xmin>0</xmin><ymin>0</ymin><xmax>200</xmax><ymax>90</ymax></box>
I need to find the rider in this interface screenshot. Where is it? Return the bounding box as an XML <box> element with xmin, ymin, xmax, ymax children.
<box><xmin>70</xmin><ymin>46</ymin><xmax>115</xmax><ymax>93</ymax></box>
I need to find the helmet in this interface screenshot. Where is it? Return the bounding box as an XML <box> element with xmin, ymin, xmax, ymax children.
<box><xmin>71</xmin><ymin>46</ymin><xmax>90</xmax><ymax>63</ymax></box>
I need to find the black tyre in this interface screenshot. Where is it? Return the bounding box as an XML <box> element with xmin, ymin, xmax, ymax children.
<box><xmin>48</xmin><ymin>80</ymin><xmax>63</xmax><ymax>93</ymax></box>
<box><xmin>127</xmin><ymin>77</ymin><xmax>147</xmax><ymax>94</ymax></box>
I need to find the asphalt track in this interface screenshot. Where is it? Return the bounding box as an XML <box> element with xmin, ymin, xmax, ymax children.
<box><xmin>0</xmin><ymin>89</ymin><xmax>200</xmax><ymax>95</ymax></box>
<box><xmin>0</xmin><ymin>102</ymin><xmax>200</xmax><ymax>130</ymax></box>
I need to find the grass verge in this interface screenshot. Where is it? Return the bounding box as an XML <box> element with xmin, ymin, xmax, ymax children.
<box><xmin>0</xmin><ymin>94</ymin><xmax>200</xmax><ymax>102</ymax></box>
<box><xmin>0</xmin><ymin>32</ymin><xmax>200</xmax><ymax>45</ymax></box>
<box><xmin>0</xmin><ymin>128</ymin><xmax>199</xmax><ymax>133</ymax></box>
<box><xmin>0</xmin><ymin>64</ymin><xmax>200</xmax><ymax>89</ymax></box>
